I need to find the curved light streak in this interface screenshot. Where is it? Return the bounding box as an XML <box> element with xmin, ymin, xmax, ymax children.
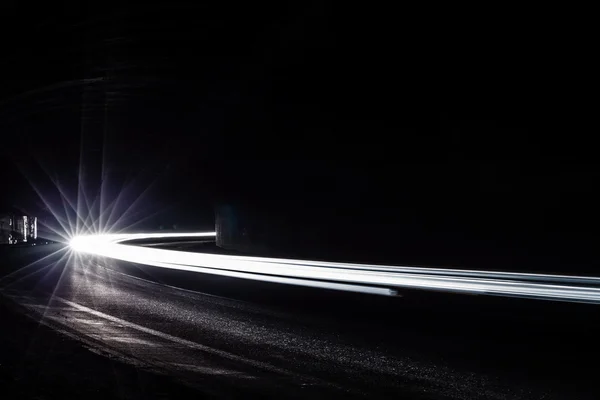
<box><xmin>69</xmin><ymin>232</ymin><xmax>600</xmax><ymax>303</ymax></box>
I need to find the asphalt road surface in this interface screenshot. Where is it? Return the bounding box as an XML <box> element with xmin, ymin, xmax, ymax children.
<box><xmin>1</xmin><ymin>242</ymin><xmax>598</xmax><ymax>399</ymax></box>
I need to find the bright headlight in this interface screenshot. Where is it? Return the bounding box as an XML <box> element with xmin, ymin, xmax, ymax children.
<box><xmin>69</xmin><ymin>236</ymin><xmax>89</xmax><ymax>252</ymax></box>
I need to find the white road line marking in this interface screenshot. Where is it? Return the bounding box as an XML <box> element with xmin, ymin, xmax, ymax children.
<box><xmin>50</xmin><ymin>295</ymin><xmax>327</xmax><ymax>385</ymax></box>
<box><xmin>91</xmin><ymin>263</ymin><xmax>242</xmax><ymax>303</ymax></box>
<box><xmin>171</xmin><ymin>363</ymin><xmax>253</xmax><ymax>377</ymax></box>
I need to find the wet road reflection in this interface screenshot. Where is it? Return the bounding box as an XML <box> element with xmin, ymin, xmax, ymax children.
<box><xmin>1</xmin><ymin>244</ymin><xmax>597</xmax><ymax>399</ymax></box>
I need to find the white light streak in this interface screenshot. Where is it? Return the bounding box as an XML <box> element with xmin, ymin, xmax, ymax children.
<box><xmin>69</xmin><ymin>232</ymin><xmax>600</xmax><ymax>303</ymax></box>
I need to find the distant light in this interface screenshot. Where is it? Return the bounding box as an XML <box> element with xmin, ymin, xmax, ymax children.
<box><xmin>69</xmin><ymin>236</ymin><xmax>91</xmax><ymax>252</ymax></box>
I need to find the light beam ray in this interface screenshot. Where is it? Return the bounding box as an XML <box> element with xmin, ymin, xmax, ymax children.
<box><xmin>68</xmin><ymin>232</ymin><xmax>600</xmax><ymax>304</ymax></box>
<box><xmin>0</xmin><ymin>246</ymin><xmax>69</xmax><ymax>287</ymax></box>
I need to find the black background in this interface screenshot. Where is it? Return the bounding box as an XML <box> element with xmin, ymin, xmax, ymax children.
<box><xmin>1</xmin><ymin>2</ymin><xmax>596</xmax><ymax>273</ymax></box>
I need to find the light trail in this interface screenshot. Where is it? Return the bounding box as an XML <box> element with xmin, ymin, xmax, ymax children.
<box><xmin>69</xmin><ymin>232</ymin><xmax>600</xmax><ymax>303</ymax></box>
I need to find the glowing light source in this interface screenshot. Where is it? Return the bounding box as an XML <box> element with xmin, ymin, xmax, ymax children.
<box><xmin>69</xmin><ymin>236</ymin><xmax>91</xmax><ymax>252</ymax></box>
<box><xmin>69</xmin><ymin>232</ymin><xmax>600</xmax><ymax>303</ymax></box>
